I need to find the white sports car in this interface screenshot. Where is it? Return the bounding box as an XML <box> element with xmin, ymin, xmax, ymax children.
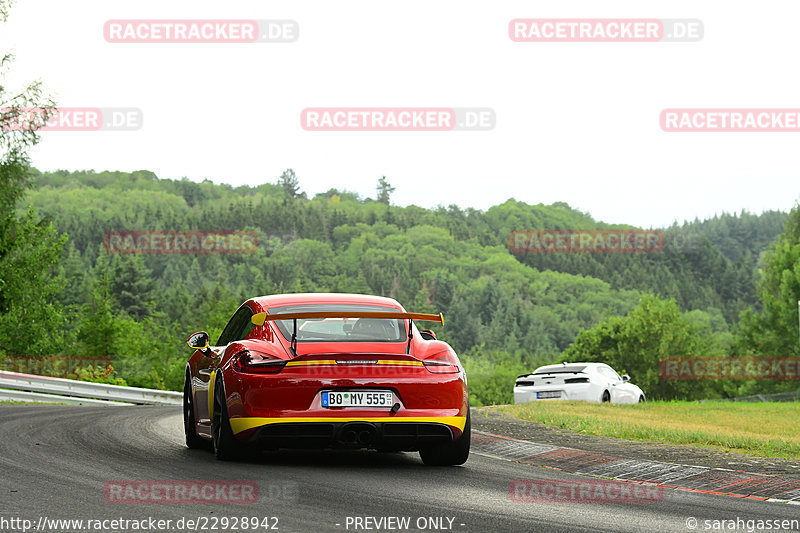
<box><xmin>514</xmin><ymin>362</ymin><xmax>645</xmax><ymax>404</ymax></box>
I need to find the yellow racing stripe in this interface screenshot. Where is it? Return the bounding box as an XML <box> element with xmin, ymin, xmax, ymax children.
<box><xmin>229</xmin><ymin>415</ymin><xmax>467</xmax><ymax>435</ymax></box>
<box><xmin>207</xmin><ymin>369</ymin><xmax>217</xmax><ymax>420</ymax></box>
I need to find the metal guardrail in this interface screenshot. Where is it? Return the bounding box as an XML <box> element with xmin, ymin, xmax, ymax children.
<box><xmin>0</xmin><ymin>389</ymin><xmax>135</xmax><ymax>406</ymax></box>
<box><xmin>0</xmin><ymin>370</ymin><xmax>181</xmax><ymax>405</ymax></box>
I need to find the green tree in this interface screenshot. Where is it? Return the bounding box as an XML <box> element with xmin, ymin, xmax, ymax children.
<box><xmin>0</xmin><ymin>1</ymin><xmax>64</xmax><ymax>356</ymax></box>
<box><xmin>0</xmin><ymin>208</ymin><xmax>69</xmax><ymax>354</ymax></box>
<box><xmin>77</xmin><ymin>274</ymin><xmax>116</xmax><ymax>356</ymax></box>
<box><xmin>376</xmin><ymin>176</ymin><xmax>395</xmax><ymax>204</ymax></box>
<box><xmin>278</xmin><ymin>168</ymin><xmax>302</xmax><ymax>199</ymax></box>
<box><xmin>737</xmin><ymin>204</ymin><xmax>800</xmax><ymax>356</ymax></box>
<box><xmin>109</xmin><ymin>255</ymin><xmax>154</xmax><ymax>320</ymax></box>
<box><xmin>561</xmin><ymin>294</ymin><xmax>726</xmax><ymax>400</ymax></box>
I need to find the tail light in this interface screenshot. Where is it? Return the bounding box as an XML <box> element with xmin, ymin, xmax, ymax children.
<box><xmin>423</xmin><ymin>350</ymin><xmax>461</xmax><ymax>374</ymax></box>
<box><xmin>564</xmin><ymin>377</ymin><xmax>589</xmax><ymax>384</ymax></box>
<box><xmin>233</xmin><ymin>350</ymin><xmax>286</xmax><ymax>374</ymax></box>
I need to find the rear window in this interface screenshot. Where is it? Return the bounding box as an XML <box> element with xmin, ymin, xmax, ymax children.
<box><xmin>268</xmin><ymin>304</ymin><xmax>407</xmax><ymax>343</ymax></box>
<box><xmin>533</xmin><ymin>365</ymin><xmax>587</xmax><ymax>375</ymax></box>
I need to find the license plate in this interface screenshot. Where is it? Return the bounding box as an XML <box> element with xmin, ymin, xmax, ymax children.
<box><xmin>322</xmin><ymin>391</ymin><xmax>394</xmax><ymax>408</ymax></box>
<box><xmin>537</xmin><ymin>391</ymin><xmax>561</xmax><ymax>399</ymax></box>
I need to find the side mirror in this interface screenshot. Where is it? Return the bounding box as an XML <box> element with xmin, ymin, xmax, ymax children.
<box><xmin>186</xmin><ymin>332</ymin><xmax>211</xmax><ymax>355</ymax></box>
<box><xmin>622</xmin><ymin>374</ymin><xmax>630</xmax><ymax>382</ymax></box>
<box><xmin>419</xmin><ymin>329</ymin><xmax>436</xmax><ymax>340</ymax></box>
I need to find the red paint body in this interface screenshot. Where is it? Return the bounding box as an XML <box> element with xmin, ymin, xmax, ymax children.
<box><xmin>186</xmin><ymin>293</ymin><xmax>468</xmax><ymax>451</ymax></box>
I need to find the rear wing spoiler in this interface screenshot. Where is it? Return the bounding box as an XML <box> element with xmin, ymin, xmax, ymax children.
<box><xmin>251</xmin><ymin>311</ymin><xmax>444</xmax><ymax>327</ymax></box>
<box><xmin>518</xmin><ymin>370</ymin><xmax>586</xmax><ymax>378</ymax></box>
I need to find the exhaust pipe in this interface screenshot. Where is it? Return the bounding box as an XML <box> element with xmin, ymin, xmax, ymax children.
<box><xmin>339</xmin><ymin>423</ymin><xmax>377</xmax><ymax>446</ymax></box>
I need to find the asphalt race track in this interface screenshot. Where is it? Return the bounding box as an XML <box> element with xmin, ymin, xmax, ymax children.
<box><xmin>1</xmin><ymin>406</ymin><xmax>798</xmax><ymax>533</ymax></box>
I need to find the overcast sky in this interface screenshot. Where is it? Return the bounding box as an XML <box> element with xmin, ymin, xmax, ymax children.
<box><xmin>2</xmin><ymin>0</ymin><xmax>798</xmax><ymax>228</ymax></box>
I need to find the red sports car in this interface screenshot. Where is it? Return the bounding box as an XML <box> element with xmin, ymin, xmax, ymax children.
<box><xmin>183</xmin><ymin>293</ymin><xmax>470</xmax><ymax>465</ymax></box>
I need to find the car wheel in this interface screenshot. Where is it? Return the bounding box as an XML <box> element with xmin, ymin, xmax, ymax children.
<box><xmin>183</xmin><ymin>374</ymin><xmax>207</xmax><ymax>450</ymax></box>
<box><xmin>212</xmin><ymin>379</ymin><xmax>245</xmax><ymax>461</ymax></box>
<box><xmin>601</xmin><ymin>391</ymin><xmax>611</xmax><ymax>403</ymax></box>
<box><xmin>419</xmin><ymin>409</ymin><xmax>471</xmax><ymax>466</ymax></box>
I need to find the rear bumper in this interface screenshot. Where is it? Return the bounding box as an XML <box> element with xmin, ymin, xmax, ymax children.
<box><xmin>514</xmin><ymin>383</ymin><xmax>598</xmax><ymax>404</ymax></box>
<box><xmin>220</xmin><ymin>359</ymin><xmax>468</xmax><ymax>449</ymax></box>
<box><xmin>514</xmin><ymin>387</ymin><xmax>561</xmax><ymax>404</ymax></box>
<box><xmin>237</xmin><ymin>419</ymin><xmax>463</xmax><ymax>451</ymax></box>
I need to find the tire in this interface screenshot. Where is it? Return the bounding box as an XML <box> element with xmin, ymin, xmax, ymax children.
<box><xmin>601</xmin><ymin>391</ymin><xmax>611</xmax><ymax>403</ymax></box>
<box><xmin>419</xmin><ymin>410</ymin><xmax>471</xmax><ymax>466</ymax></box>
<box><xmin>183</xmin><ymin>374</ymin><xmax>207</xmax><ymax>450</ymax></box>
<box><xmin>212</xmin><ymin>379</ymin><xmax>246</xmax><ymax>461</ymax></box>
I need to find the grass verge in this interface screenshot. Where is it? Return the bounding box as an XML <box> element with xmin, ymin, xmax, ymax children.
<box><xmin>495</xmin><ymin>400</ymin><xmax>800</xmax><ymax>460</ymax></box>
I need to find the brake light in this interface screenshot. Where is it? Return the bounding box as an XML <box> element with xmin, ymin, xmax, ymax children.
<box><xmin>233</xmin><ymin>350</ymin><xmax>286</xmax><ymax>374</ymax></box>
<box><xmin>564</xmin><ymin>377</ymin><xmax>589</xmax><ymax>384</ymax></box>
<box><xmin>423</xmin><ymin>350</ymin><xmax>461</xmax><ymax>374</ymax></box>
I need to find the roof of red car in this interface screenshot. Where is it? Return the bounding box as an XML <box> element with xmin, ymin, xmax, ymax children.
<box><xmin>250</xmin><ymin>293</ymin><xmax>403</xmax><ymax>312</ymax></box>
